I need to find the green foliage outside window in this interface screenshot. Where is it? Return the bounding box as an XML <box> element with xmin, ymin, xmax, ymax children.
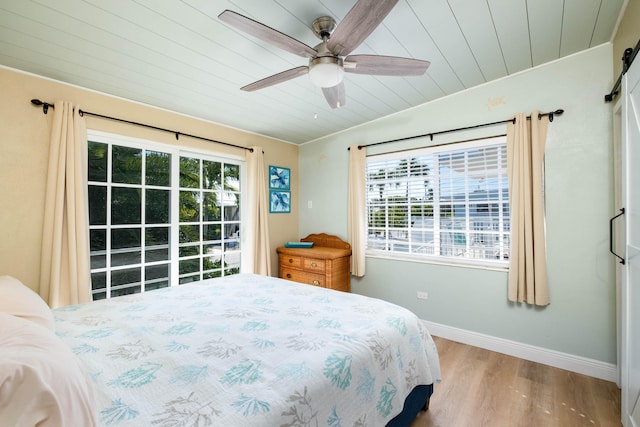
<box><xmin>87</xmin><ymin>138</ymin><xmax>242</xmax><ymax>300</ymax></box>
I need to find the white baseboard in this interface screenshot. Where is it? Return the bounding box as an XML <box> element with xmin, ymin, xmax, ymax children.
<box><xmin>421</xmin><ymin>320</ymin><xmax>618</xmax><ymax>383</ymax></box>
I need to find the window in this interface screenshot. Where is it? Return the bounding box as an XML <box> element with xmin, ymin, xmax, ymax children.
<box><xmin>366</xmin><ymin>136</ymin><xmax>509</xmax><ymax>268</ymax></box>
<box><xmin>88</xmin><ymin>131</ymin><xmax>243</xmax><ymax>300</ymax></box>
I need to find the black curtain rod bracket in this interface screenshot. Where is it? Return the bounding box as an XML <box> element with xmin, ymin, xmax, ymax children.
<box><xmin>30</xmin><ymin>99</ymin><xmax>253</xmax><ymax>152</ymax></box>
<box><xmin>351</xmin><ymin>108</ymin><xmax>564</xmax><ymax>150</ymax></box>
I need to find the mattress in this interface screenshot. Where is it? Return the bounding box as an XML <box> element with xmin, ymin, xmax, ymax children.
<box><xmin>53</xmin><ymin>273</ymin><xmax>441</xmax><ymax>426</ymax></box>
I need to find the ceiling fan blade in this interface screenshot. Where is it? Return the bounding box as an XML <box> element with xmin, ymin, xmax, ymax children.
<box><xmin>327</xmin><ymin>0</ymin><xmax>399</xmax><ymax>56</ymax></box>
<box><xmin>344</xmin><ymin>55</ymin><xmax>430</xmax><ymax>76</ymax></box>
<box><xmin>241</xmin><ymin>66</ymin><xmax>309</xmax><ymax>92</ymax></box>
<box><xmin>219</xmin><ymin>10</ymin><xmax>317</xmax><ymax>58</ymax></box>
<box><xmin>322</xmin><ymin>83</ymin><xmax>346</xmax><ymax>109</ymax></box>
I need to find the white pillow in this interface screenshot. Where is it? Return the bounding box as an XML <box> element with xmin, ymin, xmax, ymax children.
<box><xmin>0</xmin><ymin>275</ymin><xmax>55</xmax><ymax>331</ymax></box>
<box><xmin>0</xmin><ymin>312</ymin><xmax>97</xmax><ymax>427</ymax></box>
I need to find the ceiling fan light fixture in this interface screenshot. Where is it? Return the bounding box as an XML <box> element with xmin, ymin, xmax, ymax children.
<box><xmin>309</xmin><ymin>56</ymin><xmax>344</xmax><ymax>88</ymax></box>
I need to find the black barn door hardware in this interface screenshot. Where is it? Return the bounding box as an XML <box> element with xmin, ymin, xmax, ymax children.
<box><xmin>610</xmin><ymin>208</ymin><xmax>626</xmax><ymax>265</ymax></box>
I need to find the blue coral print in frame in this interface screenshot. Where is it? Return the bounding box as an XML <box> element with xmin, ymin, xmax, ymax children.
<box><xmin>269</xmin><ymin>165</ymin><xmax>290</xmax><ymax>190</ymax></box>
<box><xmin>270</xmin><ymin>190</ymin><xmax>290</xmax><ymax>213</ymax></box>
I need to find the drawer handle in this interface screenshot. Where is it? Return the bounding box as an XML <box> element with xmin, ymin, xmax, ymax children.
<box><xmin>311</xmin><ymin>262</ymin><xmax>317</xmax><ymax>267</ymax></box>
<box><xmin>288</xmin><ymin>258</ymin><xmax>294</xmax><ymax>263</ymax></box>
<box><xmin>286</xmin><ymin>274</ymin><xmax>292</xmax><ymax>279</ymax></box>
<box><xmin>312</xmin><ymin>280</ymin><xmax>320</xmax><ymax>285</ymax></box>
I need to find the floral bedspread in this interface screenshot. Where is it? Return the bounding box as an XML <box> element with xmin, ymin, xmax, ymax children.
<box><xmin>54</xmin><ymin>273</ymin><xmax>441</xmax><ymax>426</ymax></box>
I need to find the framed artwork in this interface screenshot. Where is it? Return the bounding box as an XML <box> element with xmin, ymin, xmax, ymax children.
<box><xmin>270</xmin><ymin>190</ymin><xmax>291</xmax><ymax>213</ymax></box>
<box><xmin>269</xmin><ymin>165</ymin><xmax>290</xmax><ymax>190</ymax></box>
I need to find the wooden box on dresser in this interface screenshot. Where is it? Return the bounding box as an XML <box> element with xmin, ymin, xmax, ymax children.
<box><xmin>276</xmin><ymin>233</ymin><xmax>352</xmax><ymax>292</ymax></box>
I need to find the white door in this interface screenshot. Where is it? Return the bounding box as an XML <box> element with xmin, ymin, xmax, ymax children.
<box><xmin>622</xmin><ymin>53</ymin><xmax>640</xmax><ymax>427</ymax></box>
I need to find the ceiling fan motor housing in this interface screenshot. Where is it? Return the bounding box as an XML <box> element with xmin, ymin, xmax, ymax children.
<box><xmin>312</xmin><ymin>16</ymin><xmax>336</xmax><ymax>40</ymax></box>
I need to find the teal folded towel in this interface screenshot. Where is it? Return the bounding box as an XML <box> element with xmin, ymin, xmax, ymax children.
<box><xmin>284</xmin><ymin>241</ymin><xmax>314</xmax><ymax>248</ymax></box>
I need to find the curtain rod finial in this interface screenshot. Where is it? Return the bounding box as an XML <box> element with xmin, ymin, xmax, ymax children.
<box><xmin>538</xmin><ymin>109</ymin><xmax>564</xmax><ymax>122</ymax></box>
<box><xmin>548</xmin><ymin>109</ymin><xmax>564</xmax><ymax>122</ymax></box>
<box><xmin>31</xmin><ymin>98</ymin><xmax>50</xmax><ymax>114</ymax></box>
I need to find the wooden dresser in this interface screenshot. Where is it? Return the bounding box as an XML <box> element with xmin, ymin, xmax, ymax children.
<box><xmin>276</xmin><ymin>233</ymin><xmax>352</xmax><ymax>292</ymax></box>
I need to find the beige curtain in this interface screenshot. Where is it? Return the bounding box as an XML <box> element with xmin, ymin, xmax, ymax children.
<box><xmin>348</xmin><ymin>143</ymin><xmax>367</xmax><ymax>276</ymax></box>
<box><xmin>506</xmin><ymin>111</ymin><xmax>550</xmax><ymax>306</ymax></box>
<box><xmin>245</xmin><ymin>147</ymin><xmax>271</xmax><ymax>275</ymax></box>
<box><xmin>39</xmin><ymin>101</ymin><xmax>91</xmax><ymax>308</ymax></box>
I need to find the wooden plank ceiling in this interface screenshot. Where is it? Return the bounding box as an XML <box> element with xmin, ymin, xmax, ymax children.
<box><xmin>0</xmin><ymin>0</ymin><xmax>625</xmax><ymax>144</ymax></box>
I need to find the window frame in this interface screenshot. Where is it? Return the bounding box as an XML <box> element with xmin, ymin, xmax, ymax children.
<box><xmin>87</xmin><ymin>130</ymin><xmax>247</xmax><ymax>300</ymax></box>
<box><xmin>365</xmin><ymin>136</ymin><xmax>510</xmax><ymax>271</ymax></box>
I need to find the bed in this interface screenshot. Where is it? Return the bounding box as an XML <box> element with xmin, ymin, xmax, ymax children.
<box><xmin>2</xmin><ymin>273</ymin><xmax>440</xmax><ymax>426</ymax></box>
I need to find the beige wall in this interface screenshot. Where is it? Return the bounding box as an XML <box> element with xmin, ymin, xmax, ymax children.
<box><xmin>0</xmin><ymin>66</ymin><xmax>298</xmax><ymax>291</ymax></box>
<box><xmin>613</xmin><ymin>0</ymin><xmax>640</xmax><ymax>77</ymax></box>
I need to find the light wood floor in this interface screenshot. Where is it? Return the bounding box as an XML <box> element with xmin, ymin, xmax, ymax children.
<box><xmin>411</xmin><ymin>336</ymin><xmax>621</xmax><ymax>427</ymax></box>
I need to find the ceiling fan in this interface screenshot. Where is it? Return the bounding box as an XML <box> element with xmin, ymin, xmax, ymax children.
<box><xmin>218</xmin><ymin>0</ymin><xmax>430</xmax><ymax>109</ymax></box>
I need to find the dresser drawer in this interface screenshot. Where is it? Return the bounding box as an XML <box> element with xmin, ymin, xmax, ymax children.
<box><xmin>280</xmin><ymin>255</ymin><xmax>303</xmax><ymax>269</ymax></box>
<box><xmin>280</xmin><ymin>267</ymin><xmax>325</xmax><ymax>287</ymax></box>
<box><xmin>303</xmin><ymin>257</ymin><xmax>325</xmax><ymax>272</ymax></box>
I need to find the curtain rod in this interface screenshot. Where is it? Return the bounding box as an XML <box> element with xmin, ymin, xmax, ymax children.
<box><xmin>30</xmin><ymin>99</ymin><xmax>253</xmax><ymax>152</ymax></box>
<box><xmin>348</xmin><ymin>109</ymin><xmax>564</xmax><ymax>151</ymax></box>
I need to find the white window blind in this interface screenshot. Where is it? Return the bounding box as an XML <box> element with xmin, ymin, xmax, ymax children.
<box><xmin>366</xmin><ymin>136</ymin><xmax>509</xmax><ymax>267</ymax></box>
